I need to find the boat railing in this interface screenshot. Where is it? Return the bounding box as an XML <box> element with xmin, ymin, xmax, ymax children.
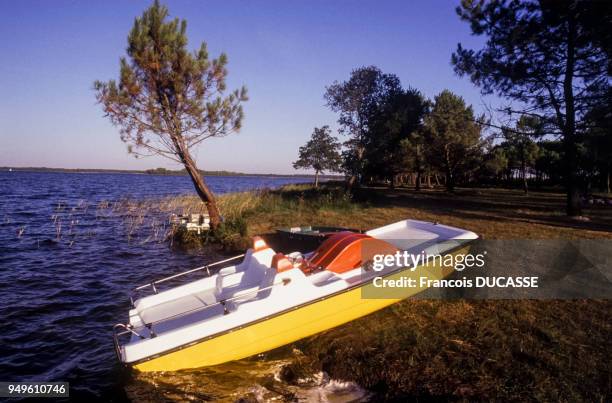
<box><xmin>114</xmin><ymin>277</ymin><xmax>292</xmax><ymax>350</ymax></box>
<box><xmin>112</xmin><ymin>323</ymin><xmax>145</xmax><ymax>362</ymax></box>
<box><xmin>129</xmin><ymin>253</ymin><xmax>245</xmax><ymax>305</ymax></box>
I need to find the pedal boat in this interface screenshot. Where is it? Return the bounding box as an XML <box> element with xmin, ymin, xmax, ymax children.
<box><xmin>113</xmin><ymin>219</ymin><xmax>477</xmax><ymax>372</ymax></box>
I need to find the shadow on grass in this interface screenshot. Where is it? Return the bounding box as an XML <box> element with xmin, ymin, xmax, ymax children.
<box><xmin>359</xmin><ymin>186</ymin><xmax>612</xmax><ymax>235</ymax></box>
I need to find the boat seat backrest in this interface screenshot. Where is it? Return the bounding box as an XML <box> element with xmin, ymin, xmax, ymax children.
<box><xmin>272</xmin><ymin>252</ymin><xmax>294</xmax><ymax>273</ymax></box>
<box><xmin>250</xmin><ymin>247</ymin><xmax>276</xmax><ymax>267</ymax></box>
<box><xmin>215</xmin><ymin>249</ymin><xmax>276</xmax><ymax>298</ymax></box>
<box><xmin>250</xmin><ymin>262</ymin><xmax>279</xmax><ymax>300</ymax></box>
<box><xmin>232</xmin><ymin>249</ymin><xmax>254</xmax><ymax>272</ymax></box>
<box><xmin>224</xmin><ymin>247</ymin><xmax>270</xmax><ymax>274</ymax></box>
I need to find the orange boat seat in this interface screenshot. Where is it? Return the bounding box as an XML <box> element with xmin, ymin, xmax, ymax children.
<box><xmin>271</xmin><ymin>252</ymin><xmax>294</xmax><ymax>273</ymax></box>
<box><xmin>305</xmin><ymin>231</ymin><xmax>398</xmax><ymax>274</ymax></box>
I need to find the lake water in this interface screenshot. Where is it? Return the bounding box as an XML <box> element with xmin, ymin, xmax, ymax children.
<box><xmin>0</xmin><ymin>171</ymin><xmax>367</xmax><ymax>401</ymax></box>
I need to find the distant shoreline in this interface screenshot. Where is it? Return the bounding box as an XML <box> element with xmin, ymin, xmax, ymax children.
<box><xmin>1</xmin><ymin>166</ymin><xmax>342</xmax><ymax>179</ymax></box>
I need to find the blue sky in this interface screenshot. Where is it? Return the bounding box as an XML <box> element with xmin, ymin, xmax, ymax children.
<box><xmin>0</xmin><ymin>0</ymin><xmax>499</xmax><ymax>174</ymax></box>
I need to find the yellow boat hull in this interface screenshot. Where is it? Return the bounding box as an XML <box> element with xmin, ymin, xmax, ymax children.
<box><xmin>133</xmin><ymin>245</ymin><xmax>469</xmax><ymax>372</ymax></box>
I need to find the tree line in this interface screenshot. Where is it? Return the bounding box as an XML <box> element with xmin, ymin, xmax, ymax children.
<box><xmin>295</xmin><ymin>0</ymin><xmax>611</xmax><ymax>218</ymax></box>
<box><xmin>295</xmin><ymin>66</ymin><xmax>610</xmax><ymax>197</ymax></box>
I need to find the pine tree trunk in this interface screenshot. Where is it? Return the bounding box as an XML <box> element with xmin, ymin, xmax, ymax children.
<box><xmin>355</xmin><ymin>143</ymin><xmax>365</xmax><ymax>187</ymax></box>
<box><xmin>566</xmin><ymin>146</ymin><xmax>581</xmax><ymax>216</ymax></box>
<box><xmin>445</xmin><ymin>167</ymin><xmax>454</xmax><ymax>192</ymax></box>
<box><xmin>521</xmin><ymin>158</ymin><xmax>528</xmax><ymax>194</ymax></box>
<box><xmin>180</xmin><ymin>147</ymin><xmax>223</xmax><ymax>229</ymax></box>
<box><xmin>444</xmin><ymin>146</ymin><xmax>454</xmax><ymax>191</ymax></box>
<box><xmin>414</xmin><ymin>145</ymin><xmax>422</xmax><ymax>191</ymax></box>
<box><xmin>563</xmin><ymin>13</ymin><xmax>581</xmax><ymax>217</ymax></box>
<box><xmin>347</xmin><ymin>174</ymin><xmax>357</xmax><ymax>190</ymax></box>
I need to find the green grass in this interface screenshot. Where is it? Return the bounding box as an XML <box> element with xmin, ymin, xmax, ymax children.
<box><xmin>164</xmin><ymin>183</ymin><xmax>612</xmax><ymax>249</ymax></box>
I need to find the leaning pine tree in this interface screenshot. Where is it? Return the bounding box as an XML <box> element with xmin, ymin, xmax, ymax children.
<box><xmin>94</xmin><ymin>1</ymin><xmax>247</xmax><ymax>229</ymax></box>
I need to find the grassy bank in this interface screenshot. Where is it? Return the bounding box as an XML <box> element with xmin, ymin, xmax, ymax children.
<box><xmin>194</xmin><ymin>183</ymin><xmax>612</xmax><ymax>242</ymax></box>
<box><xmin>163</xmin><ymin>184</ymin><xmax>612</xmax><ymax>400</ymax></box>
